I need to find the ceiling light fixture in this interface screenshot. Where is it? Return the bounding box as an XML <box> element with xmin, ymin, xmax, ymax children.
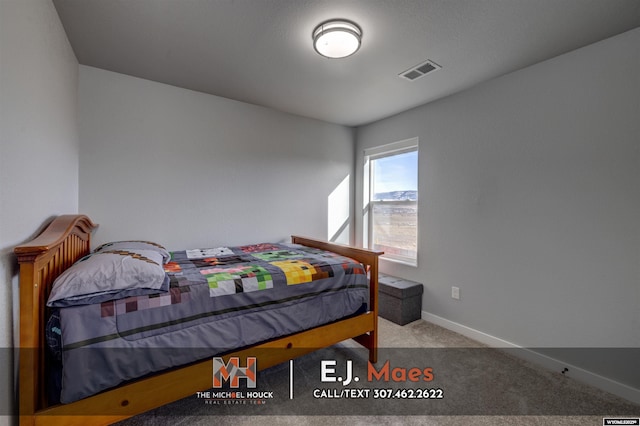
<box><xmin>313</xmin><ymin>20</ymin><xmax>362</xmax><ymax>59</ymax></box>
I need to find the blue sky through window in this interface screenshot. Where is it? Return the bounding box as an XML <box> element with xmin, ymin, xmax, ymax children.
<box><xmin>373</xmin><ymin>150</ymin><xmax>418</xmax><ymax>194</ymax></box>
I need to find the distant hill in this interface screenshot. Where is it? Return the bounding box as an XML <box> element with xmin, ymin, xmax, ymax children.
<box><xmin>373</xmin><ymin>190</ymin><xmax>417</xmax><ymax>201</ymax></box>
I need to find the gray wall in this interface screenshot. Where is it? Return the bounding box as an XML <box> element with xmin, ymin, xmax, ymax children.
<box><xmin>356</xmin><ymin>28</ymin><xmax>640</xmax><ymax>387</ymax></box>
<box><xmin>2</xmin><ymin>2</ymin><xmax>638</xmax><ymax>417</ymax></box>
<box><xmin>0</xmin><ymin>0</ymin><xmax>80</xmax><ymax>422</ymax></box>
<box><xmin>78</xmin><ymin>66</ymin><xmax>354</xmax><ymax>250</ymax></box>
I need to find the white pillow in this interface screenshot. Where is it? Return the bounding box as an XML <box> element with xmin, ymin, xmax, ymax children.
<box><xmin>47</xmin><ymin>249</ymin><xmax>168</xmax><ymax>307</ymax></box>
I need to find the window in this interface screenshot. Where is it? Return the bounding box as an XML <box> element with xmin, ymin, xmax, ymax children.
<box><xmin>363</xmin><ymin>138</ymin><xmax>418</xmax><ymax>265</ymax></box>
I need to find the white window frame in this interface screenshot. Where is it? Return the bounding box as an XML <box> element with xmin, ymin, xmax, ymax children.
<box><xmin>363</xmin><ymin>137</ymin><xmax>418</xmax><ymax>266</ymax></box>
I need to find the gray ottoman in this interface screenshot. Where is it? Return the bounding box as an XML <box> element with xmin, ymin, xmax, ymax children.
<box><xmin>378</xmin><ymin>274</ymin><xmax>423</xmax><ymax>325</ymax></box>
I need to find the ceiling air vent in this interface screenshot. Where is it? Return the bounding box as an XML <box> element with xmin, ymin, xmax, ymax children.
<box><xmin>399</xmin><ymin>59</ymin><xmax>441</xmax><ymax>81</ymax></box>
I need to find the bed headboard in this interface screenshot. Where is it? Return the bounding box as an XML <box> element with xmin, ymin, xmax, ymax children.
<box><xmin>14</xmin><ymin>215</ymin><xmax>98</xmax><ymax>413</ymax></box>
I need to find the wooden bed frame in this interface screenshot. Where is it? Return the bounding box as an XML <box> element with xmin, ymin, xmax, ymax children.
<box><xmin>14</xmin><ymin>214</ymin><xmax>382</xmax><ymax>425</ymax></box>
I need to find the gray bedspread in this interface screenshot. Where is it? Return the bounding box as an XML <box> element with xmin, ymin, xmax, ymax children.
<box><xmin>54</xmin><ymin>242</ymin><xmax>369</xmax><ymax>403</ymax></box>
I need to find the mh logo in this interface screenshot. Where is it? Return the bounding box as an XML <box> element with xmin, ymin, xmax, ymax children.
<box><xmin>212</xmin><ymin>357</ymin><xmax>257</xmax><ymax>388</ymax></box>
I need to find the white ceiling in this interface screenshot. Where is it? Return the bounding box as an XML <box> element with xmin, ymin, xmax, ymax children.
<box><xmin>53</xmin><ymin>0</ymin><xmax>640</xmax><ymax>127</ymax></box>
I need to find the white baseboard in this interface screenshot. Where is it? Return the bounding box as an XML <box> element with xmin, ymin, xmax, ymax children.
<box><xmin>421</xmin><ymin>310</ymin><xmax>640</xmax><ymax>406</ymax></box>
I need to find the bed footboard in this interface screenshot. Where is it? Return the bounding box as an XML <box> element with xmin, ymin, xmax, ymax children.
<box><xmin>291</xmin><ymin>235</ymin><xmax>382</xmax><ymax>363</ymax></box>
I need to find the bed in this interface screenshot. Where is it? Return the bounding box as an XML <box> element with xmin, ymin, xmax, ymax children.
<box><xmin>15</xmin><ymin>214</ymin><xmax>382</xmax><ymax>425</ymax></box>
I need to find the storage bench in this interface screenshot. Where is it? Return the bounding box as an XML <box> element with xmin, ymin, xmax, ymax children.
<box><xmin>378</xmin><ymin>274</ymin><xmax>423</xmax><ymax>325</ymax></box>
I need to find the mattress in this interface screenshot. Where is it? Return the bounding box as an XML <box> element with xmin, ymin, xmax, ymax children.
<box><xmin>49</xmin><ymin>242</ymin><xmax>369</xmax><ymax>403</ymax></box>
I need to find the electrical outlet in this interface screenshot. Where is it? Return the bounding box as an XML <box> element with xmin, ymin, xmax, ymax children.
<box><xmin>451</xmin><ymin>286</ymin><xmax>460</xmax><ymax>300</ymax></box>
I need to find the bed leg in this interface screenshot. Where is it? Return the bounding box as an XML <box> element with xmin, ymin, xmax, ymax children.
<box><xmin>369</xmin><ymin>337</ymin><xmax>378</xmax><ymax>364</ymax></box>
<box><xmin>370</xmin><ymin>313</ymin><xmax>378</xmax><ymax>363</ymax></box>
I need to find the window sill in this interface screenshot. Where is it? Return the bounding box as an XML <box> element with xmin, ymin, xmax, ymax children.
<box><xmin>380</xmin><ymin>255</ymin><xmax>418</xmax><ymax>268</ymax></box>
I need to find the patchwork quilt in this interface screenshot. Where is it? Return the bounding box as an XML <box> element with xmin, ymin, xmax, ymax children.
<box><xmin>53</xmin><ymin>243</ymin><xmax>369</xmax><ymax>403</ymax></box>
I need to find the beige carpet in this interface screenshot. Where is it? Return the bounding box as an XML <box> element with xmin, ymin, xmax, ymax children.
<box><xmin>116</xmin><ymin>318</ymin><xmax>640</xmax><ymax>425</ymax></box>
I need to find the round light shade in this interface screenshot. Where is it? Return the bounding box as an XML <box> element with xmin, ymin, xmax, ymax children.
<box><xmin>313</xmin><ymin>20</ymin><xmax>361</xmax><ymax>59</ymax></box>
